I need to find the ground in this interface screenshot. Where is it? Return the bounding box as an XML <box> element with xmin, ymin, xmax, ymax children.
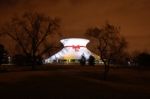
<box><xmin>0</xmin><ymin>65</ymin><xmax>150</xmax><ymax>99</ymax></box>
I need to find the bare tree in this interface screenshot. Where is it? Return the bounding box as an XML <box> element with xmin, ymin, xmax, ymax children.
<box><xmin>86</xmin><ymin>23</ymin><xmax>127</xmax><ymax>80</ymax></box>
<box><xmin>1</xmin><ymin>11</ymin><xmax>60</xmax><ymax>69</ymax></box>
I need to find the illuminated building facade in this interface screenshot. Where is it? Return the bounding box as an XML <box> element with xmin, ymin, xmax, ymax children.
<box><xmin>45</xmin><ymin>38</ymin><xmax>101</xmax><ymax>64</ymax></box>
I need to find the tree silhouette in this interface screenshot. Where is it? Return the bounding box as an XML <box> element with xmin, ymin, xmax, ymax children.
<box><xmin>86</xmin><ymin>23</ymin><xmax>127</xmax><ymax>80</ymax></box>
<box><xmin>1</xmin><ymin>11</ymin><xmax>60</xmax><ymax>69</ymax></box>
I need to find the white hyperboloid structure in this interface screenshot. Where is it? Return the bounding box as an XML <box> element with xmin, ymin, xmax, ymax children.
<box><xmin>45</xmin><ymin>38</ymin><xmax>102</xmax><ymax>64</ymax></box>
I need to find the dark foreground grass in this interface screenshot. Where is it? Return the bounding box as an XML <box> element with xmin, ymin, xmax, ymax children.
<box><xmin>0</xmin><ymin>65</ymin><xmax>150</xmax><ymax>99</ymax></box>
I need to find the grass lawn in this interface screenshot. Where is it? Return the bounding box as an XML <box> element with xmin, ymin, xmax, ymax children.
<box><xmin>0</xmin><ymin>64</ymin><xmax>150</xmax><ymax>99</ymax></box>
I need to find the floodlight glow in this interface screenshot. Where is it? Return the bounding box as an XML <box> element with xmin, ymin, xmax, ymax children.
<box><xmin>45</xmin><ymin>38</ymin><xmax>101</xmax><ymax>63</ymax></box>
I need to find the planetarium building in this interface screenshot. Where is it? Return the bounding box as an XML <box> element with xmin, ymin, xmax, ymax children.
<box><xmin>45</xmin><ymin>38</ymin><xmax>102</xmax><ymax>64</ymax></box>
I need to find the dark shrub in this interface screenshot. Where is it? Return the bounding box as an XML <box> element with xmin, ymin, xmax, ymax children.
<box><xmin>0</xmin><ymin>44</ymin><xmax>8</xmax><ymax>65</ymax></box>
<box><xmin>13</xmin><ymin>54</ymin><xmax>43</xmax><ymax>66</ymax></box>
<box><xmin>88</xmin><ymin>55</ymin><xmax>95</xmax><ymax>66</ymax></box>
<box><xmin>136</xmin><ymin>52</ymin><xmax>150</xmax><ymax>67</ymax></box>
<box><xmin>80</xmin><ymin>55</ymin><xmax>86</xmax><ymax>65</ymax></box>
<box><xmin>12</xmin><ymin>54</ymin><xmax>27</xmax><ymax>66</ymax></box>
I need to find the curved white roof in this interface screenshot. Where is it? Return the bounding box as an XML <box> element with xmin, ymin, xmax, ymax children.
<box><xmin>60</xmin><ymin>38</ymin><xmax>89</xmax><ymax>46</ymax></box>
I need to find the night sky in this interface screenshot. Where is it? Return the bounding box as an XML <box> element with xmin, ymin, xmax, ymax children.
<box><xmin>0</xmin><ymin>0</ymin><xmax>150</xmax><ymax>52</ymax></box>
